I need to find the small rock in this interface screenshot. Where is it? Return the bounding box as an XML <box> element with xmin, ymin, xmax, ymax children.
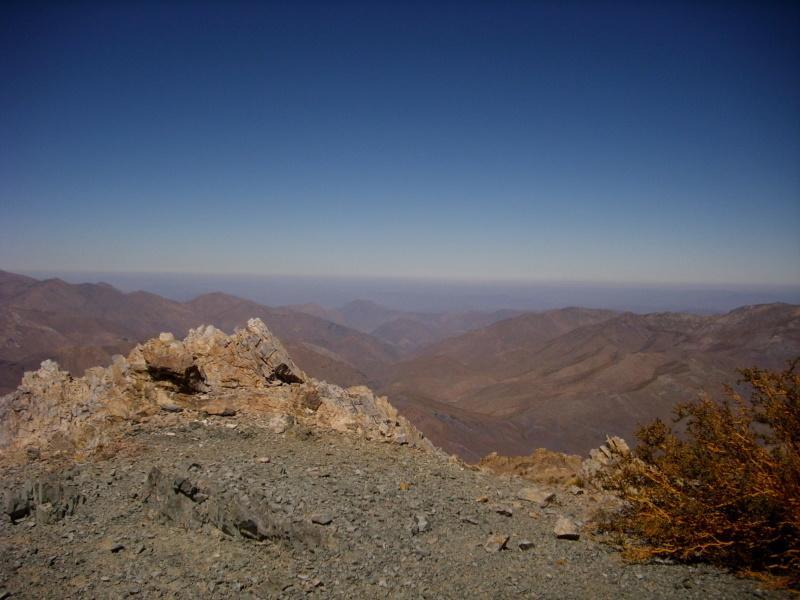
<box><xmin>568</xmin><ymin>485</ymin><xmax>584</xmax><ymax>496</ymax></box>
<box><xmin>398</xmin><ymin>482</ymin><xmax>412</xmax><ymax>491</ymax></box>
<box><xmin>553</xmin><ymin>516</ymin><xmax>580</xmax><ymax>540</ymax></box>
<box><xmin>493</xmin><ymin>505</ymin><xmax>513</xmax><ymax>517</ymax></box>
<box><xmin>417</xmin><ymin>514</ymin><xmax>430</xmax><ymax>532</ymax></box>
<box><xmin>267</xmin><ymin>414</ymin><xmax>294</xmax><ymax>434</ymax></box>
<box><xmin>311</xmin><ymin>513</ymin><xmax>333</xmax><ymax>525</ymax></box>
<box><xmin>483</xmin><ymin>533</ymin><xmax>509</xmax><ymax>553</ymax></box>
<box><xmin>257</xmin><ymin>456</ymin><xmax>271</xmax><ymax>464</ymax></box>
<box><xmin>202</xmin><ymin>400</ymin><xmax>236</xmax><ymax>417</ymax></box>
<box><xmin>518</xmin><ymin>540</ymin><xmax>535</xmax><ymax>551</ymax></box>
<box><xmin>517</xmin><ymin>487</ymin><xmax>555</xmax><ymax>507</ymax></box>
<box><xmin>475</xmin><ymin>495</ymin><xmax>489</xmax><ymax>503</ymax></box>
<box><xmin>409</xmin><ymin>514</ymin><xmax>430</xmax><ymax>535</ymax></box>
<box><xmin>110</xmin><ymin>543</ymin><xmax>125</xmax><ymax>553</ymax></box>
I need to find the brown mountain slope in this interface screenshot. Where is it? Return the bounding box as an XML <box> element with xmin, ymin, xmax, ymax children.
<box><xmin>383</xmin><ymin>305</ymin><xmax>800</xmax><ymax>459</ymax></box>
<box><xmin>0</xmin><ymin>272</ymin><xmax>395</xmax><ymax>394</ymax></box>
<box><xmin>385</xmin><ymin>308</ymin><xmax>618</xmax><ymax>406</ymax></box>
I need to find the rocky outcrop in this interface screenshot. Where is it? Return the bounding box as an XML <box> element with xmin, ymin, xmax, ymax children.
<box><xmin>3</xmin><ymin>473</ymin><xmax>85</xmax><ymax>524</ymax></box>
<box><xmin>0</xmin><ymin>318</ymin><xmax>434</xmax><ymax>457</ymax></box>
<box><xmin>478</xmin><ymin>447</ymin><xmax>582</xmax><ymax>485</ymax></box>
<box><xmin>579</xmin><ymin>435</ymin><xmax>630</xmax><ymax>487</ymax></box>
<box><xmin>136</xmin><ymin>320</ymin><xmax>306</xmax><ymax>392</ymax></box>
<box><xmin>144</xmin><ymin>466</ymin><xmax>325</xmax><ymax>548</ymax></box>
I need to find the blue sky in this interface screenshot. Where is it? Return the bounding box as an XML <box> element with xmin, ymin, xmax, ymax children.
<box><xmin>1</xmin><ymin>1</ymin><xmax>799</xmax><ymax>285</ymax></box>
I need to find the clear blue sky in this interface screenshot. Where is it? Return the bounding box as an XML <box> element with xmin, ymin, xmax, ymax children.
<box><xmin>1</xmin><ymin>1</ymin><xmax>798</xmax><ymax>285</ymax></box>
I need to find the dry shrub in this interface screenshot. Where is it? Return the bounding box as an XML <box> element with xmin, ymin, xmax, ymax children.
<box><xmin>605</xmin><ymin>359</ymin><xmax>800</xmax><ymax>586</ymax></box>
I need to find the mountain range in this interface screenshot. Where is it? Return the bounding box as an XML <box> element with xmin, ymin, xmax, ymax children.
<box><xmin>383</xmin><ymin>304</ymin><xmax>800</xmax><ymax>458</ymax></box>
<box><xmin>1</xmin><ymin>269</ymin><xmax>798</xmax><ymax>460</ymax></box>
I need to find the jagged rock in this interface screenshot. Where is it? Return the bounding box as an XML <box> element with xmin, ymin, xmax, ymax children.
<box><xmin>3</xmin><ymin>475</ymin><xmax>85</xmax><ymax>524</ymax></box>
<box><xmin>140</xmin><ymin>336</ymin><xmax>200</xmax><ymax>392</ymax></box>
<box><xmin>517</xmin><ymin>487</ymin><xmax>555</xmax><ymax>507</ymax></box>
<box><xmin>0</xmin><ymin>318</ymin><xmax>435</xmax><ymax>456</ymax></box>
<box><xmin>182</xmin><ymin>320</ymin><xmax>305</xmax><ymax>388</ymax></box>
<box><xmin>0</xmin><ymin>359</ymin><xmax>118</xmax><ymax>452</ymax></box>
<box><xmin>580</xmin><ymin>436</ymin><xmax>630</xmax><ymax>486</ymax></box>
<box><xmin>553</xmin><ymin>516</ymin><xmax>580</xmax><ymax>540</ymax></box>
<box><xmin>313</xmin><ymin>383</ymin><xmax>432</xmax><ymax>450</ymax></box>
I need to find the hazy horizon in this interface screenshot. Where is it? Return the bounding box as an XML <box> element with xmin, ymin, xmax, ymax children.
<box><xmin>2</xmin><ymin>2</ymin><xmax>799</xmax><ymax>286</ymax></box>
<box><xmin>12</xmin><ymin>268</ymin><xmax>800</xmax><ymax>314</ymax></box>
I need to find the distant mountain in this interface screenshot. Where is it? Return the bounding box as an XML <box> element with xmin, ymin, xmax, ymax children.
<box><xmin>290</xmin><ymin>299</ymin><xmax>521</xmax><ymax>353</ymax></box>
<box><xmin>0</xmin><ymin>272</ymin><xmax>513</xmax><ymax>395</ymax></box>
<box><xmin>0</xmin><ymin>270</ymin><xmax>395</xmax><ymax>394</ymax></box>
<box><xmin>4</xmin><ymin>269</ymin><xmax>798</xmax><ymax>463</ymax></box>
<box><xmin>383</xmin><ymin>304</ymin><xmax>800</xmax><ymax>459</ymax></box>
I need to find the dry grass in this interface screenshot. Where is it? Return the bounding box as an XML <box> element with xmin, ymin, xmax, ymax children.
<box><xmin>603</xmin><ymin>359</ymin><xmax>800</xmax><ymax>587</ymax></box>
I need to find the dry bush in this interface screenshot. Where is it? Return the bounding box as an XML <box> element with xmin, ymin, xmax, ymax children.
<box><xmin>604</xmin><ymin>359</ymin><xmax>800</xmax><ymax>586</ymax></box>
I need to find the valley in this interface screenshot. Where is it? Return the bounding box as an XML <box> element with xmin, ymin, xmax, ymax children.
<box><xmin>1</xmin><ymin>270</ymin><xmax>798</xmax><ymax>460</ymax></box>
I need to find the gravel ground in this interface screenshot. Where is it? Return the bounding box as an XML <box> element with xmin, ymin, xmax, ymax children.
<box><xmin>0</xmin><ymin>415</ymin><xmax>787</xmax><ymax>599</ymax></box>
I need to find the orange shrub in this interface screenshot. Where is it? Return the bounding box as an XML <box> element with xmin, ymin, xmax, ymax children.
<box><xmin>605</xmin><ymin>359</ymin><xmax>800</xmax><ymax>586</ymax></box>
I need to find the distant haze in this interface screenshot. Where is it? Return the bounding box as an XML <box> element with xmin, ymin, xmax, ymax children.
<box><xmin>19</xmin><ymin>270</ymin><xmax>800</xmax><ymax>314</ymax></box>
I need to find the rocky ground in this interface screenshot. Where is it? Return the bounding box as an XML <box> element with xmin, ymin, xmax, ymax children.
<box><xmin>0</xmin><ymin>412</ymin><xmax>785</xmax><ymax>599</ymax></box>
